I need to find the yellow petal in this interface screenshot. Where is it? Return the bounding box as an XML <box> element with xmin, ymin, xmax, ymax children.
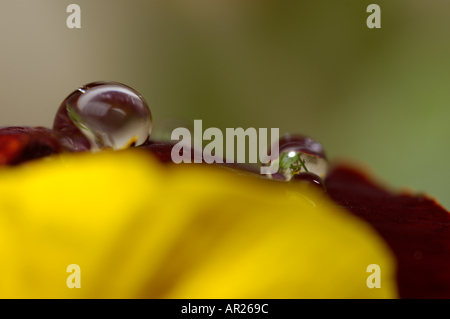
<box><xmin>0</xmin><ymin>150</ymin><xmax>398</xmax><ymax>298</ymax></box>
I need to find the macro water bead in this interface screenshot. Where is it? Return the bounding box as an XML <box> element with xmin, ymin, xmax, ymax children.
<box><xmin>271</xmin><ymin>134</ymin><xmax>328</xmax><ymax>181</ymax></box>
<box><xmin>53</xmin><ymin>82</ymin><xmax>152</xmax><ymax>151</ymax></box>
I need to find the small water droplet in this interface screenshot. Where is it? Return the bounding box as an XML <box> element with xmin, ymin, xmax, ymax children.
<box><xmin>57</xmin><ymin>81</ymin><xmax>152</xmax><ymax>151</ymax></box>
<box><xmin>268</xmin><ymin>135</ymin><xmax>328</xmax><ymax>181</ymax></box>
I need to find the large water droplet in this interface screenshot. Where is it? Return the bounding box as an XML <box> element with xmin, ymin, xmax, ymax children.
<box><xmin>268</xmin><ymin>134</ymin><xmax>328</xmax><ymax>181</ymax></box>
<box><xmin>55</xmin><ymin>81</ymin><xmax>152</xmax><ymax>151</ymax></box>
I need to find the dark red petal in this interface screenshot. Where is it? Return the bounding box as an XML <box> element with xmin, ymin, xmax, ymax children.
<box><xmin>0</xmin><ymin>126</ymin><xmax>62</xmax><ymax>165</ymax></box>
<box><xmin>325</xmin><ymin>164</ymin><xmax>450</xmax><ymax>299</ymax></box>
<box><xmin>0</xmin><ymin>134</ymin><xmax>28</xmax><ymax>165</ymax></box>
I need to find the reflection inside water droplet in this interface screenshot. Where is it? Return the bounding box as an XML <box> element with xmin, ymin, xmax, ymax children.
<box><xmin>266</xmin><ymin>134</ymin><xmax>328</xmax><ymax>181</ymax></box>
<box><xmin>63</xmin><ymin>81</ymin><xmax>152</xmax><ymax>151</ymax></box>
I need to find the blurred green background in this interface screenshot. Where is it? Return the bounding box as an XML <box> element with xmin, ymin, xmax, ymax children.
<box><xmin>1</xmin><ymin>1</ymin><xmax>449</xmax><ymax>208</ymax></box>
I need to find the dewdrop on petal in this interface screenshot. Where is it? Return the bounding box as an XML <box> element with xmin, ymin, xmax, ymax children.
<box><xmin>55</xmin><ymin>81</ymin><xmax>152</xmax><ymax>151</ymax></box>
<box><xmin>268</xmin><ymin>134</ymin><xmax>328</xmax><ymax>181</ymax></box>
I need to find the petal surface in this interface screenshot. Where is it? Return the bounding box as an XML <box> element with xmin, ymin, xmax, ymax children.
<box><xmin>0</xmin><ymin>150</ymin><xmax>397</xmax><ymax>298</ymax></box>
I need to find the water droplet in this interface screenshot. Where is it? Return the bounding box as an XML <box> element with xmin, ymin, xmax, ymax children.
<box><xmin>269</xmin><ymin>134</ymin><xmax>328</xmax><ymax>181</ymax></box>
<box><xmin>54</xmin><ymin>81</ymin><xmax>152</xmax><ymax>151</ymax></box>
